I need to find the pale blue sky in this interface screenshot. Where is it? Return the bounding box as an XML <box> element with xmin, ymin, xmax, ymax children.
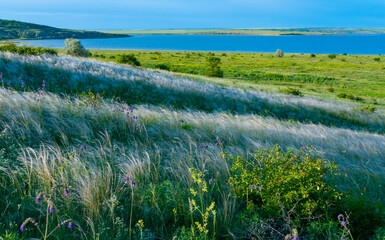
<box><xmin>0</xmin><ymin>0</ymin><xmax>384</xmax><ymax>30</ymax></box>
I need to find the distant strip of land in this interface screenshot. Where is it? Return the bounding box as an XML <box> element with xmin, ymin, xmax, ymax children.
<box><xmin>102</xmin><ymin>28</ymin><xmax>385</xmax><ymax>36</ymax></box>
<box><xmin>0</xmin><ymin>19</ymin><xmax>130</xmax><ymax>40</ymax></box>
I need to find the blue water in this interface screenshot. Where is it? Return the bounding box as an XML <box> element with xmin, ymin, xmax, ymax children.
<box><xmin>17</xmin><ymin>34</ymin><xmax>385</xmax><ymax>54</ymax></box>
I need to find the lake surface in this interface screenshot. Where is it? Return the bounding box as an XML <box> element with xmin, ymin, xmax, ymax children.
<box><xmin>17</xmin><ymin>34</ymin><xmax>385</xmax><ymax>54</ymax></box>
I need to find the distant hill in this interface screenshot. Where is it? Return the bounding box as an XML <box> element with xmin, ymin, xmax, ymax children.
<box><xmin>0</xmin><ymin>19</ymin><xmax>130</xmax><ymax>40</ymax></box>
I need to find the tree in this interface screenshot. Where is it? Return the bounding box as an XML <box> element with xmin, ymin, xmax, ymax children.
<box><xmin>63</xmin><ymin>38</ymin><xmax>89</xmax><ymax>57</ymax></box>
<box><xmin>117</xmin><ymin>54</ymin><xmax>141</xmax><ymax>66</ymax></box>
<box><xmin>276</xmin><ymin>49</ymin><xmax>284</xmax><ymax>57</ymax></box>
<box><xmin>205</xmin><ymin>56</ymin><xmax>223</xmax><ymax>78</ymax></box>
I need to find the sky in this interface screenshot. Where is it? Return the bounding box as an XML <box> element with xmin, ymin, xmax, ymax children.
<box><xmin>0</xmin><ymin>0</ymin><xmax>384</xmax><ymax>30</ymax></box>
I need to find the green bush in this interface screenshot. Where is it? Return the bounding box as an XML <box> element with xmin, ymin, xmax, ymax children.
<box><xmin>229</xmin><ymin>145</ymin><xmax>341</xmax><ymax>227</ymax></box>
<box><xmin>337</xmin><ymin>93</ymin><xmax>365</xmax><ymax>102</ymax></box>
<box><xmin>374</xmin><ymin>57</ymin><xmax>380</xmax><ymax>62</ymax></box>
<box><xmin>154</xmin><ymin>63</ymin><xmax>170</xmax><ymax>71</ymax></box>
<box><xmin>63</xmin><ymin>38</ymin><xmax>89</xmax><ymax>57</ymax></box>
<box><xmin>279</xmin><ymin>87</ymin><xmax>303</xmax><ymax>96</ymax></box>
<box><xmin>117</xmin><ymin>54</ymin><xmax>141</xmax><ymax>66</ymax></box>
<box><xmin>205</xmin><ymin>56</ymin><xmax>223</xmax><ymax>78</ymax></box>
<box><xmin>328</xmin><ymin>54</ymin><xmax>337</xmax><ymax>59</ymax></box>
<box><xmin>0</xmin><ymin>43</ymin><xmax>57</xmax><ymax>55</ymax></box>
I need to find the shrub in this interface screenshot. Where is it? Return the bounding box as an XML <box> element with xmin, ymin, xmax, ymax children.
<box><xmin>205</xmin><ymin>56</ymin><xmax>223</xmax><ymax>78</ymax></box>
<box><xmin>310</xmin><ymin>54</ymin><xmax>316</xmax><ymax>57</ymax></box>
<box><xmin>337</xmin><ymin>93</ymin><xmax>365</xmax><ymax>102</ymax></box>
<box><xmin>0</xmin><ymin>43</ymin><xmax>57</xmax><ymax>55</ymax></box>
<box><xmin>327</xmin><ymin>87</ymin><xmax>335</xmax><ymax>92</ymax></box>
<box><xmin>337</xmin><ymin>93</ymin><xmax>347</xmax><ymax>99</ymax></box>
<box><xmin>63</xmin><ymin>38</ymin><xmax>89</xmax><ymax>57</ymax></box>
<box><xmin>276</xmin><ymin>49</ymin><xmax>284</xmax><ymax>57</ymax></box>
<box><xmin>279</xmin><ymin>87</ymin><xmax>303</xmax><ymax>96</ymax></box>
<box><xmin>229</xmin><ymin>145</ymin><xmax>341</xmax><ymax>227</ymax></box>
<box><xmin>328</xmin><ymin>54</ymin><xmax>337</xmax><ymax>59</ymax></box>
<box><xmin>117</xmin><ymin>54</ymin><xmax>141</xmax><ymax>66</ymax></box>
<box><xmin>154</xmin><ymin>63</ymin><xmax>170</xmax><ymax>71</ymax></box>
<box><xmin>374</xmin><ymin>57</ymin><xmax>380</xmax><ymax>62</ymax></box>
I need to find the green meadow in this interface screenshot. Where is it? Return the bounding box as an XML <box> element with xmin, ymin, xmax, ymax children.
<box><xmin>0</xmin><ymin>44</ymin><xmax>384</xmax><ymax>240</ymax></box>
<box><xmin>88</xmin><ymin>49</ymin><xmax>385</xmax><ymax>109</ymax></box>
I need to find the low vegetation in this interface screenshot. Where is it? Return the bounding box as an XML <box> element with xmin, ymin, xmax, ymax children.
<box><xmin>87</xmin><ymin>49</ymin><xmax>385</xmax><ymax>109</ymax></box>
<box><xmin>0</xmin><ymin>50</ymin><xmax>384</xmax><ymax>239</ymax></box>
<box><xmin>0</xmin><ymin>42</ymin><xmax>57</xmax><ymax>55</ymax></box>
<box><xmin>63</xmin><ymin>38</ymin><xmax>90</xmax><ymax>57</ymax></box>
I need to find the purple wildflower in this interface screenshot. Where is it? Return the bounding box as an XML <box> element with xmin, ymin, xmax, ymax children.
<box><xmin>35</xmin><ymin>197</ymin><xmax>41</xmax><ymax>204</ymax></box>
<box><xmin>82</xmin><ymin>145</ymin><xmax>87</xmax><ymax>150</ymax></box>
<box><xmin>179</xmin><ymin>120</ymin><xmax>184</xmax><ymax>123</ymax></box>
<box><xmin>341</xmin><ymin>221</ymin><xmax>346</xmax><ymax>227</ymax></box>
<box><xmin>258</xmin><ymin>186</ymin><xmax>262</xmax><ymax>191</ymax></box>
<box><xmin>293</xmin><ymin>238</ymin><xmax>298</xmax><ymax>240</ymax></box>
<box><xmin>49</xmin><ymin>207</ymin><xmax>55</xmax><ymax>213</ymax></box>
<box><xmin>19</xmin><ymin>225</ymin><xmax>24</xmax><ymax>231</ymax></box>
<box><xmin>68</xmin><ymin>222</ymin><xmax>73</xmax><ymax>229</ymax></box>
<box><xmin>337</xmin><ymin>214</ymin><xmax>343</xmax><ymax>220</ymax></box>
<box><xmin>250</xmin><ymin>185</ymin><xmax>254</xmax><ymax>190</ymax></box>
<box><xmin>209</xmin><ymin>179</ymin><xmax>214</xmax><ymax>184</ymax></box>
<box><xmin>131</xmin><ymin>180</ymin><xmax>136</xmax><ymax>187</ymax></box>
<box><xmin>125</xmin><ymin>177</ymin><xmax>130</xmax><ymax>183</ymax></box>
<box><xmin>64</xmin><ymin>189</ymin><xmax>69</xmax><ymax>196</ymax></box>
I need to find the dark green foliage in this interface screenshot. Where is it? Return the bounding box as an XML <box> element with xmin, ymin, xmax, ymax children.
<box><xmin>310</xmin><ymin>54</ymin><xmax>316</xmax><ymax>57</ymax></box>
<box><xmin>279</xmin><ymin>87</ymin><xmax>303</xmax><ymax>96</ymax></box>
<box><xmin>229</xmin><ymin>146</ymin><xmax>341</xmax><ymax>227</ymax></box>
<box><xmin>372</xmin><ymin>227</ymin><xmax>385</xmax><ymax>240</ymax></box>
<box><xmin>340</xmin><ymin>197</ymin><xmax>385</xmax><ymax>239</ymax></box>
<box><xmin>205</xmin><ymin>56</ymin><xmax>223</xmax><ymax>78</ymax></box>
<box><xmin>248</xmin><ymin>72</ymin><xmax>336</xmax><ymax>85</ymax></box>
<box><xmin>0</xmin><ymin>43</ymin><xmax>57</xmax><ymax>55</ymax></box>
<box><xmin>154</xmin><ymin>63</ymin><xmax>170</xmax><ymax>71</ymax></box>
<box><xmin>328</xmin><ymin>54</ymin><xmax>337</xmax><ymax>59</ymax></box>
<box><xmin>117</xmin><ymin>54</ymin><xmax>141</xmax><ymax>66</ymax></box>
<box><xmin>337</xmin><ymin>93</ymin><xmax>365</xmax><ymax>102</ymax></box>
<box><xmin>374</xmin><ymin>57</ymin><xmax>380</xmax><ymax>62</ymax></box>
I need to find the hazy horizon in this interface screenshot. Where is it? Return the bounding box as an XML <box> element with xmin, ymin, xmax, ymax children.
<box><xmin>1</xmin><ymin>0</ymin><xmax>384</xmax><ymax>30</ymax></box>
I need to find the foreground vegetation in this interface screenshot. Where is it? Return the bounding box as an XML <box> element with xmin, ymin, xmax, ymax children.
<box><xmin>0</xmin><ymin>50</ymin><xmax>384</xmax><ymax>239</ymax></box>
<box><xmin>87</xmin><ymin>49</ymin><xmax>385</xmax><ymax>109</ymax></box>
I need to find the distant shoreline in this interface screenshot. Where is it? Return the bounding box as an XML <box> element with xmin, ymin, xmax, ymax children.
<box><xmin>100</xmin><ymin>28</ymin><xmax>385</xmax><ymax>36</ymax></box>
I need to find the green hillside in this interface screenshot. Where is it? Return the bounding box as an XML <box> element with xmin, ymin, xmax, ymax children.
<box><xmin>0</xmin><ymin>19</ymin><xmax>130</xmax><ymax>40</ymax></box>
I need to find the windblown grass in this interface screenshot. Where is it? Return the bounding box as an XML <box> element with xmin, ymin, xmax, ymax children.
<box><xmin>0</xmin><ymin>53</ymin><xmax>384</xmax><ymax>239</ymax></box>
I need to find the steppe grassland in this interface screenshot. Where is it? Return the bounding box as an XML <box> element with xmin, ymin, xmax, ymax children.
<box><xmin>0</xmin><ymin>52</ymin><xmax>384</xmax><ymax>239</ymax></box>
<box><xmin>88</xmin><ymin>49</ymin><xmax>385</xmax><ymax>107</ymax></box>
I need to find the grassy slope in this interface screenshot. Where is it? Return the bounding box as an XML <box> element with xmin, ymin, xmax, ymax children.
<box><xmin>102</xmin><ymin>28</ymin><xmax>385</xmax><ymax>35</ymax></box>
<box><xmin>0</xmin><ymin>53</ymin><xmax>384</xmax><ymax>239</ymax></box>
<box><xmin>0</xmin><ymin>19</ymin><xmax>130</xmax><ymax>40</ymax></box>
<box><xmin>88</xmin><ymin>49</ymin><xmax>385</xmax><ymax>108</ymax></box>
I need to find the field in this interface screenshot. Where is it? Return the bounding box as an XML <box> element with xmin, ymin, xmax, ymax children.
<box><xmin>88</xmin><ymin>49</ymin><xmax>385</xmax><ymax>109</ymax></box>
<box><xmin>0</xmin><ymin>50</ymin><xmax>385</xmax><ymax>239</ymax></box>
